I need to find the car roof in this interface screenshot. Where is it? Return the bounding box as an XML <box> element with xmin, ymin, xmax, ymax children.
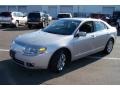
<box><xmin>58</xmin><ymin>13</ymin><xmax>72</xmax><ymax>14</ymax></box>
<box><xmin>61</xmin><ymin>18</ymin><xmax>103</xmax><ymax>22</ymax></box>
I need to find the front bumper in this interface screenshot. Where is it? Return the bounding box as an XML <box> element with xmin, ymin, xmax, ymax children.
<box><xmin>10</xmin><ymin>49</ymin><xmax>52</xmax><ymax>69</ymax></box>
<box><xmin>27</xmin><ymin>21</ymin><xmax>42</xmax><ymax>25</ymax></box>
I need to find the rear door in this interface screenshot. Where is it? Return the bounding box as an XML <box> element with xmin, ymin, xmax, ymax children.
<box><xmin>92</xmin><ymin>21</ymin><xmax>109</xmax><ymax>52</ymax></box>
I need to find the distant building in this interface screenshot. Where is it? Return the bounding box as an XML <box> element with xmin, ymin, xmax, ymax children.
<box><xmin>0</xmin><ymin>5</ymin><xmax>120</xmax><ymax>18</ymax></box>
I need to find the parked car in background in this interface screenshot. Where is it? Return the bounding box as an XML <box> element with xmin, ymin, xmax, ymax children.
<box><xmin>0</xmin><ymin>11</ymin><xmax>27</xmax><ymax>27</ymax></box>
<box><xmin>57</xmin><ymin>13</ymin><xmax>72</xmax><ymax>19</ymax></box>
<box><xmin>27</xmin><ymin>11</ymin><xmax>49</xmax><ymax>29</ymax></box>
<box><xmin>10</xmin><ymin>18</ymin><xmax>117</xmax><ymax>73</ymax></box>
<box><xmin>90</xmin><ymin>13</ymin><xmax>110</xmax><ymax>22</ymax></box>
<box><xmin>110</xmin><ymin>11</ymin><xmax>120</xmax><ymax>30</ymax></box>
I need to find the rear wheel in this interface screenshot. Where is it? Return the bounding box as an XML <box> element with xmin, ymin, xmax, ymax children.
<box><xmin>49</xmin><ymin>50</ymin><xmax>67</xmax><ymax>73</ymax></box>
<box><xmin>28</xmin><ymin>24</ymin><xmax>32</xmax><ymax>29</ymax></box>
<box><xmin>103</xmin><ymin>39</ymin><xmax>114</xmax><ymax>54</ymax></box>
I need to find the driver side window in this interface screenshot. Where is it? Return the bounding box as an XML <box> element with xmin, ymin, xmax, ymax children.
<box><xmin>79</xmin><ymin>21</ymin><xmax>94</xmax><ymax>33</ymax></box>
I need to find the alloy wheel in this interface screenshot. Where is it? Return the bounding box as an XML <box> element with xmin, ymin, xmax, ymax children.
<box><xmin>57</xmin><ymin>53</ymin><xmax>66</xmax><ymax>71</ymax></box>
<box><xmin>107</xmin><ymin>40</ymin><xmax>113</xmax><ymax>53</ymax></box>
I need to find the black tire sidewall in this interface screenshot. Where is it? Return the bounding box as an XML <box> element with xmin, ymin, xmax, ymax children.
<box><xmin>49</xmin><ymin>50</ymin><xmax>66</xmax><ymax>73</ymax></box>
<box><xmin>28</xmin><ymin>24</ymin><xmax>32</xmax><ymax>29</ymax></box>
<box><xmin>104</xmin><ymin>39</ymin><xmax>114</xmax><ymax>54</ymax></box>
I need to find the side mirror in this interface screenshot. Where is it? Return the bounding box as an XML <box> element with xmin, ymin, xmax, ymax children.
<box><xmin>74</xmin><ymin>31</ymin><xmax>87</xmax><ymax>38</ymax></box>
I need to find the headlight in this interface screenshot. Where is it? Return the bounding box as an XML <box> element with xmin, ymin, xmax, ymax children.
<box><xmin>23</xmin><ymin>47</ymin><xmax>47</xmax><ymax>56</ymax></box>
<box><xmin>39</xmin><ymin>47</ymin><xmax>47</xmax><ymax>54</ymax></box>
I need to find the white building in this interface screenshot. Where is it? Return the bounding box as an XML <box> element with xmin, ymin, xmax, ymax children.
<box><xmin>0</xmin><ymin>5</ymin><xmax>120</xmax><ymax>18</ymax></box>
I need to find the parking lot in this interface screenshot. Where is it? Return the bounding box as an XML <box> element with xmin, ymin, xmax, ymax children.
<box><xmin>0</xmin><ymin>25</ymin><xmax>120</xmax><ymax>85</ymax></box>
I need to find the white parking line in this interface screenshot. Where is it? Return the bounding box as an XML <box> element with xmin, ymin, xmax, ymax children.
<box><xmin>88</xmin><ymin>56</ymin><xmax>120</xmax><ymax>60</ymax></box>
<box><xmin>0</xmin><ymin>49</ymin><xmax>9</xmax><ymax>52</ymax></box>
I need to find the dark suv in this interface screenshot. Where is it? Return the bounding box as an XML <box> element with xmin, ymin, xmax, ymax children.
<box><xmin>27</xmin><ymin>12</ymin><xmax>49</xmax><ymax>29</ymax></box>
<box><xmin>111</xmin><ymin>11</ymin><xmax>120</xmax><ymax>29</ymax></box>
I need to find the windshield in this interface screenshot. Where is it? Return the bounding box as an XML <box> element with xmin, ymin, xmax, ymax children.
<box><xmin>43</xmin><ymin>19</ymin><xmax>81</xmax><ymax>35</ymax></box>
<box><xmin>57</xmin><ymin>14</ymin><xmax>71</xmax><ymax>18</ymax></box>
<box><xmin>28</xmin><ymin>13</ymin><xmax>40</xmax><ymax>18</ymax></box>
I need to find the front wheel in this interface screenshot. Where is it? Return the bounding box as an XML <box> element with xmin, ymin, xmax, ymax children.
<box><xmin>48</xmin><ymin>50</ymin><xmax>67</xmax><ymax>73</ymax></box>
<box><xmin>116</xmin><ymin>23</ymin><xmax>119</xmax><ymax>30</ymax></box>
<box><xmin>28</xmin><ymin>24</ymin><xmax>33</xmax><ymax>29</ymax></box>
<box><xmin>103</xmin><ymin>39</ymin><xmax>114</xmax><ymax>54</ymax></box>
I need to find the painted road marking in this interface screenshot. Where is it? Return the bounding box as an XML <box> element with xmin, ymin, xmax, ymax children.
<box><xmin>87</xmin><ymin>56</ymin><xmax>120</xmax><ymax>60</ymax></box>
<box><xmin>0</xmin><ymin>49</ymin><xmax>9</xmax><ymax>52</ymax></box>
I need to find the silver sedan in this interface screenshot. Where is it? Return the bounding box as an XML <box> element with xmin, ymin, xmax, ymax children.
<box><xmin>10</xmin><ymin>18</ymin><xmax>117</xmax><ymax>73</ymax></box>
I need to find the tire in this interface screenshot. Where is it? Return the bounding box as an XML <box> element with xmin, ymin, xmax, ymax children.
<box><xmin>103</xmin><ymin>39</ymin><xmax>114</xmax><ymax>54</ymax></box>
<box><xmin>28</xmin><ymin>24</ymin><xmax>32</xmax><ymax>29</ymax></box>
<box><xmin>41</xmin><ymin>22</ymin><xmax>47</xmax><ymax>28</ymax></box>
<box><xmin>48</xmin><ymin>50</ymin><xmax>68</xmax><ymax>73</ymax></box>
<box><xmin>116</xmin><ymin>23</ymin><xmax>119</xmax><ymax>30</ymax></box>
<box><xmin>15</xmin><ymin>21</ymin><xmax>19</xmax><ymax>28</ymax></box>
<box><xmin>1</xmin><ymin>24</ymin><xmax>7</xmax><ymax>27</ymax></box>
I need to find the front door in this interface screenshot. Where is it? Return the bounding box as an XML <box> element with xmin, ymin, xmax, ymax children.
<box><xmin>73</xmin><ymin>21</ymin><xmax>95</xmax><ymax>59</ymax></box>
<box><xmin>91</xmin><ymin>21</ymin><xmax>109</xmax><ymax>52</ymax></box>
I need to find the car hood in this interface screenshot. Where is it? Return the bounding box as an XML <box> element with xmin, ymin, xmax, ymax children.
<box><xmin>15</xmin><ymin>30</ymin><xmax>71</xmax><ymax>47</ymax></box>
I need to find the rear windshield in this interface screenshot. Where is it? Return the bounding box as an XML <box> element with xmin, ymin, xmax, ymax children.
<box><xmin>28</xmin><ymin>13</ymin><xmax>40</xmax><ymax>18</ymax></box>
<box><xmin>57</xmin><ymin>14</ymin><xmax>71</xmax><ymax>18</ymax></box>
<box><xmin>0</xmin><ymin>12</ymin><xmax>11</xmax><ymax>17</ymax></box>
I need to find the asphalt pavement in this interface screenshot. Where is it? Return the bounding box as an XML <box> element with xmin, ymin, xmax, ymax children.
<box><xmin>0</xmin><ymin>27</ymin><xmax>120</xmax><ymax>85</ymax></box>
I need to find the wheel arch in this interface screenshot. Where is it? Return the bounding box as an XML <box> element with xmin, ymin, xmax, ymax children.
<box><xmin>108</xmin><ymin>36</ymin><xmax>115</xmax><ymax>44</ymax></box>
<box><xmin>48</xmin><ymin>47</ymin><xmax>72</xmax><ymax>68</ymax></box>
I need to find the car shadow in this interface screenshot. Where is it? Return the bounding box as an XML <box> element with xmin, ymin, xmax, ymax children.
<box><xmin>0</xmin><ymin>52</ymin><xmax>107</xmax><ymax>85</ymax></box>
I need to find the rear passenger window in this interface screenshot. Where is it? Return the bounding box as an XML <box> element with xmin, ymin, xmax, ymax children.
<box><xmin>94</xmin><ymin>21</ymin><xmax>108</xmax><ymax>32</ymax></box>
